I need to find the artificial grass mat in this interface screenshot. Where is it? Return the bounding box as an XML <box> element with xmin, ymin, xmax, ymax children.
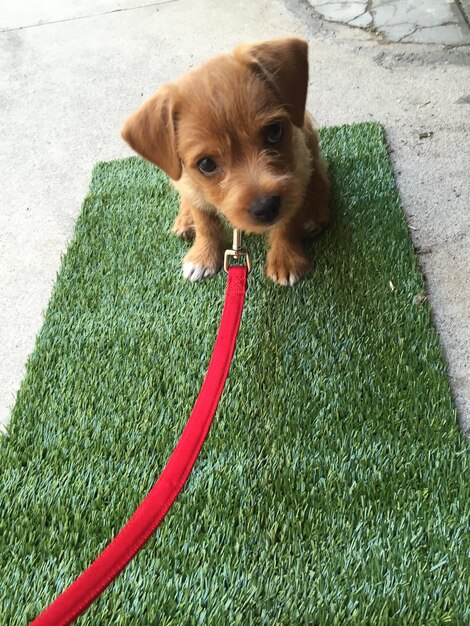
<box><xmin>1</xmin><ymin>123</ymin><xmax>469</xmax><ymax>625</ymax></box>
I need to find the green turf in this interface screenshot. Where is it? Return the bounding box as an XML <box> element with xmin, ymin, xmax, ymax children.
<box><xmin>1</xmin><ymin>123</ymin><xmax>469</xmax><ymax>625</ymax></box>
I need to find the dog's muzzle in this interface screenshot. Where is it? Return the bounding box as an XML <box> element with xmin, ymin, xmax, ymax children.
<box><xmin>249</xmin><ymin>195</ymin><xmax>280</xmax><ymax>224</ymax></box>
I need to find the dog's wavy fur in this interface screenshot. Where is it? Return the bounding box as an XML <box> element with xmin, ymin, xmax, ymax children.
<box><xmin>122</xmin><ymin>38</ymin><xmax>330</xmax><ymax>286</ymax></box>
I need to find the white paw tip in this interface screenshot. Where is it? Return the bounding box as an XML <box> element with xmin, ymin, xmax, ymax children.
<box><xmin>267</xmin><ymin>273</ymin><xmax>299</xmax><ymax>287</ymax></box>
<box><xmin>183</xmin><ymin>262</ymin><xmax>216</xmax><ymax>282</ymax></box>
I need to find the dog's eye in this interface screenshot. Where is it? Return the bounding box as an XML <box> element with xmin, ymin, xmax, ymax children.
<box><xmin>197</xmin><ymin>157</ymin><xmax>218</xmax><ymax>176</ymax></box>
<box><xmin>265</xmin><ymin>122</ymin><xmax>284</xmax><ymax>145</ymax></box>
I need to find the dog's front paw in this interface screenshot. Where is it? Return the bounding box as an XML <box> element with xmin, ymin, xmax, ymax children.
<box><xmin>172</xmin><ymin>215</ymin><xmax>195</xmax><ymax>240</ymax></box>
<box><xmin>265</xmin><ymin>249</ymin><xmax>310</xmax><ymax>287</ymax></box>
<box><xmin>183</xmin><ymin>246</ymin><xmax>223</xmax><ymax>282</ymax></box>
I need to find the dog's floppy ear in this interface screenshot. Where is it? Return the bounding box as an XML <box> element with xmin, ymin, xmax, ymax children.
<box><xmin>235</xmin><ymin>37</ymin><xmax>309</xmax><ymax>128</ymax></box>
<box><xmin>121</xmin><ymin>84</ymin><xmax>182</xmax><ymax>180</ymax></box>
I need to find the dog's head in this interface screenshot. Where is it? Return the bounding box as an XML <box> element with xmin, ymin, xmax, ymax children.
<box><xmin>121</xmin><ymin>38</ymin><xmax>311</xmax><ymax>233</ymax></box>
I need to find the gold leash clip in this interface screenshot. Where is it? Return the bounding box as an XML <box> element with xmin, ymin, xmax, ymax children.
<box><xmin>224</xmin><ymin>228</ymin><xmax>251</xmax><ymax>272</ymax></box>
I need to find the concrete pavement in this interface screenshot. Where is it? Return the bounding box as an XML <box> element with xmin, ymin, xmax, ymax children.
<box><xmin>308</xmin><ymin>0</ymin><xmax>470</xmax><ymax>44</ymax></box>
<box><xmin>1</xmin><ymin>0</ymin><xmax>469</xmax><ymax>433</ymax></box>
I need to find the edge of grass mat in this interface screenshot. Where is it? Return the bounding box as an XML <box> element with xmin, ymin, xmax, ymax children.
<box><xmin>1</xmin><ymin>122</ymin><xmax>469</xmax><ymax>625</ymax></box>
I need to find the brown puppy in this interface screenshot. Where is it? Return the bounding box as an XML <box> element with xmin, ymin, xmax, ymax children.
<box><xmin>121</xmin><ymin>38</ymin><xmax>330</xmax><ymax>286</ymax></box>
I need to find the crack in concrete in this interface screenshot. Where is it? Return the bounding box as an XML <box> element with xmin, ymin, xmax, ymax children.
<box><xmin>0</xmin><ymin>0</ymin><xmax>180</xmax><ymax>34</ymax></box>
<box><xmin>398</xmin><ymin>25</ymin><xmax>419</xmax><ymax>41</ymax></box>
<box><xmin>308</xmin><ymin>0</ymin><xmax>470</xmax><ymax>44</ymax></box>
<box><xmin>346</xmin><ymin>9</ymin><xmax>371</xmax><ymax>26</ymax></box>
<box><xmin>412</xmin><ymin>20</ymin><xmax>462</xmax><ymax>29</ymax></box>
<box><xmin>396</xmin><ymin>19</ymin><xmax>465</xmax><ymax>42</ymax></box>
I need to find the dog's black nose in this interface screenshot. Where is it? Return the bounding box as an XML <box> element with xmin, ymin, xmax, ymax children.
<box><xmin>249</xmin><ymin>196</ymin><xmax>281</xmax><ymax>223</ymax></box>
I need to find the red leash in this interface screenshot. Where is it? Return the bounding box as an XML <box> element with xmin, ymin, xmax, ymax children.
<box><xmin>31</xmin><ymin>250</ymin><xmax>248</xmax><ymax>625</ymax></box>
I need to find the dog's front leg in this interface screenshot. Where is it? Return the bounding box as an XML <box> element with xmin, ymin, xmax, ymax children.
<box><xmin>172</xmin><ymin>198</ymin><xmax>196</xmax><ymax>241</ymax></box>
<box><xmin>265</xmin><ymin>219</ymin><xmax>310</xmax><ymax>287</ymax></box>
<box><xmin>182</xmin><ymin>203</ymin><xmax>225</xmax><ymax>281</ymax></box>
